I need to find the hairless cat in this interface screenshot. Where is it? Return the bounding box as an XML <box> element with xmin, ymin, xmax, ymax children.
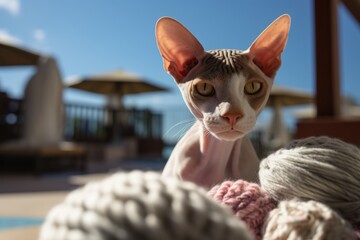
<box><xmin>156</xmin><ymin>15</ymin><xmax>290</xmax><ymax>188</ymax></box>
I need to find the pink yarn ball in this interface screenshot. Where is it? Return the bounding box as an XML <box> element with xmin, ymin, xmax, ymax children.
<box><xmin>208</xmin><ymin>180</ymin><xmax>276</xmax><ymax>240</ymax></box>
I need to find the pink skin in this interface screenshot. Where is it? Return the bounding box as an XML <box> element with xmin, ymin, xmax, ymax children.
<box><xmin>156</xmin><ymin>15</ymin><xmax>290</xmax><ymax>188</ymax></box>
<box><xmin>163</xmin><ymin>121</ymin><xmax>260</xmax><ymax>188</ymax></box>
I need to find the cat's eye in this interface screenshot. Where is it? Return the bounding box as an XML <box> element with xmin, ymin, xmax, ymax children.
<box><xmin>244</xmin><ymin>81</ymin><xmax>262</xmax><ymax>95</ymax></box>
<box><xmin>195</xmin><ymin>82</ymin><xmax>215</xmax><ymax>97</ymax></box>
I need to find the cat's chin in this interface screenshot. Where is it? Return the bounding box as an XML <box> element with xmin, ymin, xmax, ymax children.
<box><xmin>213</xmin><ymin>130</ymin><xmax>246</xmax><ymax>142</ymax></box>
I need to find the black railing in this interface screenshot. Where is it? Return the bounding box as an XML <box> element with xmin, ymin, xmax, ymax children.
<box><xmin>0</xmin><ymin>93</ymin><xmax>23</xmax><ymax>142</ymax></box>
<box><xmin>0</xmin><ymin>95</ymin><xmax>163</xmax><ymax>143</ymax></box>
<box><xmin>64</xmin><ymin>103</ymin><xmax>163</xmax><ymax>142</ymax></box>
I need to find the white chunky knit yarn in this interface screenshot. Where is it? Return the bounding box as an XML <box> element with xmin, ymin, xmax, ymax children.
<box><xmin>39</xmin><ymin>171</ymin><xmax>254</xmax><ymax>240</ymax></box>
<box><xmin>263</xmin><ymin>200</ymin><xmax>357</xmax><ymax>240</ymax></box>
<box><xmin>259</xmin><ymin>136</ymin><xmax>360</xmax><ymax>227</ymax></box>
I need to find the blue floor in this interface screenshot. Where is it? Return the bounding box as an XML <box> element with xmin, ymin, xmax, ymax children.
<box><xmin>0</xmin><ymin>217</ymin><xmax>43</xmax><ymax>230</ymax></box>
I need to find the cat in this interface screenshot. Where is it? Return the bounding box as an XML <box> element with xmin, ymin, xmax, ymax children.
<box><xmin>156</xmin><ymin>15</ymin><xmax>290</xmax><ymax>188</ymax></box>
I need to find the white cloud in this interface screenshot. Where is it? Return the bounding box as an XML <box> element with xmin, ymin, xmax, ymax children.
<box><xmin>0</xmin><ymin>29</ymin><xmax>21</xmax><ymax>44</ymax></box>
<box><xmin>0</xmin><ymin>0</ymin><xmax>20</xmax><ymax>15</ymax></box>
<box><xmin>33</xmin><ymin>29</ymin><xmax>46</xmax><ymax>42</ymax></box>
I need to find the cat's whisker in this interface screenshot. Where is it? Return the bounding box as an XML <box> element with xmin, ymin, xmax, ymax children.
<box><xmin>202</xmin><ymin>127</ymin><xmax>213</xmax><ymax>138</ymax></box>
<box><xmin>163</xmin><ymin>119</ymin><xmax>195</xmax><ymax>140</ymax></box>
<box><xmin>174</xmin><ymin>121</ymin><xmax>195</xmax><ymax>141</ymax></box>
<box><xmin>175</xmin><ymin>122</ymin><xmax>195</xmax><ymax>141</ymax></box>
<box><xmin>164</xmin><ymin>119</ymin><xmax>194</xmax><ymax>136</ymax></box>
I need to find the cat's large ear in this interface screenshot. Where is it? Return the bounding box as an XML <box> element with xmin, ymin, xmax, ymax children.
<box><xmin>247</xmin><ymin>14</ymin><xmax>291</xmax><ymax>78</ymax></box>
<box><xmin>156</xmin><ymin>17</ymin><xmax>205</xmax><ymax>83</ymax></box>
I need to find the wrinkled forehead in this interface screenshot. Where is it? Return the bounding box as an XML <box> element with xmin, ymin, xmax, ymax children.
<box><xmin>196</xmin><ymin>49</ymin><xmax>259</xmax><ymax>80</ymax></box>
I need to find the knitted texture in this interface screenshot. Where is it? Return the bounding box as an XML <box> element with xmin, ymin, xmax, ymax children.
<box><xmin>208</xmin><ymin>180</ymin><xmax>276</xmax><ymax>239</ymax></box>
<box><xmin>40</xmin><ymin>171</ymin><xmax>254</xmax><ymax>240</ymax></box>
<box><xmin>259</xmin><ymin>136</ymin><xmax>360</xmax><ymax>227</ymax></box>
<box><xmin>263</xmin><ymin>200</ymin><xmax>357</xmax><ymax>240</ymax></box>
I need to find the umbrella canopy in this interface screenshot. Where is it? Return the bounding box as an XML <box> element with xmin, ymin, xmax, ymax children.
<box><xmin>294</xmin><ymin>96</ymin><xmax>360</xmax><ymax>119</ymax></box>
<box><xmin>0</xmin><ymin>41</ymin><xmax>41</xmax><ymax>67</ymax></box>
<box><xmin>266</xmin><ymin>86</ymin><xmax>313</xmax><ymax>107</ymax></box>
<box><xmin>66</xmin><ymin>70</ymin><xmax>167</xmax><ymax>96</ymax></box>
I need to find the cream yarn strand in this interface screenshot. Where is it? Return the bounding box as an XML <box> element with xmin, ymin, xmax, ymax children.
<box><xmin>263</xmin><ymin>200</ymin><xmax>357</xmax><ymax>239</ymax></box>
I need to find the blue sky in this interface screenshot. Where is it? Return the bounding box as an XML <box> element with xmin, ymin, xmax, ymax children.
<box><xmin>0</xmin><ymin>0</ymin><xmax>359</xmax><ymax>129</ymax></box>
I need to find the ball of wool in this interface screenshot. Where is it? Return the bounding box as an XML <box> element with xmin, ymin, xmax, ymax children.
<box><xmin>259</xmin><ymin>136</ymin><xmax>360</xmax><ymax>227</ymax></box>
<box><xmin>39</xmin><ymin>171</ymin><xmax>254</xmax><ymax>240</ymax></box>
<box><xmin>208</xmin><ymin>179</ymin><xmax>276</xmax><ymax>239</ymax></box>
<box><xmin>263</xmin><ymin>200</ymin><xmax>357</xmax><ymax>240</ymax></box>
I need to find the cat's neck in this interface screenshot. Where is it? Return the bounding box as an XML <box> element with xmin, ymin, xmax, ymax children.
<box><xmin>196</xmin><ymin>121</ymin><xmax>243</xmax><ymax>181</ymax></box>
<box><xmin>199</xmin><ymin>121</ymin><xmax>238</xmax><ymax>154</ymax></box>
<box><xmin>179</xmin><ymin>121</ymin><xmax>242</xmax><ymax>187</ymax></box>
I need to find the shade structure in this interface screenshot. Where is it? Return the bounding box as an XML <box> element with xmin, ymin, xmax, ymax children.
<box><xmin>0</xmin><ymin>41</ymin><xmax>41</xmax><ymax>67</ymax></box>
<box><xmin>66</xmin><ymin>69</ymin><xmax>167</xmax><ymax>143</ymax></box>
<box><xmin>266</xmin><ymin>86</ymin><xmax>314</xmax><ymax>107</ymax></box>
<box><xmin>294</xmin><ymin>96</ymin><xmax>360</xmax><ymax>119</ymax></box>
<box><xmin>66</xmin><ymin>70</ymin><xmax>167</xmax><ymax>96</ymax></box>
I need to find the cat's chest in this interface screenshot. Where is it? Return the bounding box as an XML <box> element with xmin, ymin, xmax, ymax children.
<box><xmin>193</xmin><ymin>127</ymin><xmax>244</xmax><ymax>186</ymax></box>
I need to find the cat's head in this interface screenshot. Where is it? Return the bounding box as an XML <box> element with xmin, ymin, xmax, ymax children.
<box><xmin>156</xmin><ymin>15</ymin><xmax>290</xmax><ymax>141</ymax></box>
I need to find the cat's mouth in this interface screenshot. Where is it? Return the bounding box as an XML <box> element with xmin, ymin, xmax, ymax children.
<box><xmin>204</xmin><ymin>119</ymin><xmax>253</xmax><ymax>141</ymax></box>
<box><xmin>213</xmin><ymin>128</ymin><xmax>246</xmax><ymax>141</ymax></box>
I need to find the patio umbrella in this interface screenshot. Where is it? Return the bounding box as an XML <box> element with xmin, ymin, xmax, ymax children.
<box><xmin>294</xmin><ymin>96</ymin><xmax>360</xmax><ymax>119</ymax></box>
<box><xmin>264</xmin><ymin>86</ymin><xmax>314</xmax><ymax>150</ymax></box>
<box><xmin>66</xmin><ymin>70</ymin><xmax>167</xmax><ymax>96</ymax></box>
<box><xmin>266</xmin><ymin>86</ymin><xmax>313</xmax><ymax>107</ymax></box>
<box><xmin>66</xmin><ymin>69</ymin><xmax>167</xmax><ymax>142</ymax></box>
<box><xmin>0</xmin><ymin>41</ymin><xmax>41</xmax><ymax>67</ymax></box>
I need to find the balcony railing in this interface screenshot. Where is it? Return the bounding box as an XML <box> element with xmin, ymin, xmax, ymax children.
<box><xmin>64</xmin><ymin>103</ymin><xmax>163</xmax><ymax>142</ymax></box>
<box><xmin>0</xmin><ymin>94</ymin><xmax>23</xmax><ymax>142</ymax></box>
<box><xmin>0</xmin><ymin>95</ymin><xmax>163</xmax><ymax>143</ymax></box>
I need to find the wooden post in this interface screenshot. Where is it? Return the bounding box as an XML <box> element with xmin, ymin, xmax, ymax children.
<box><xmin>296</xmin><ymin>0</ymin><xmax>360</xmax><ymax>145</ymax></box>
<box><xmin>314</xmin><ymin>0</ymin><xmax>341</xmax><ymax>117</ymax></box>
<box><xmin>341</xmin><ymin>0</ymin><xmax>360</xmax><ymax>24</ymax></box>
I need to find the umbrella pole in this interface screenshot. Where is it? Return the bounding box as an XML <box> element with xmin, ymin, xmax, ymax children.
<box><xmin>266</xmin><ymin>100</ymin><xmax>290</xmax><ymax>150</ymax></box>
<box><xmin>107</xmin><ymin>95</ymin><xmax>124</xmax><ymax>143</ymax></box>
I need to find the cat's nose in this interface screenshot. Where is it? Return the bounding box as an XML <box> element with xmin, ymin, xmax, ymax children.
<box><xmin>221</xmin><ymin>112</ymin><xmax>243</xmax><ymax>127</ymax></box>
